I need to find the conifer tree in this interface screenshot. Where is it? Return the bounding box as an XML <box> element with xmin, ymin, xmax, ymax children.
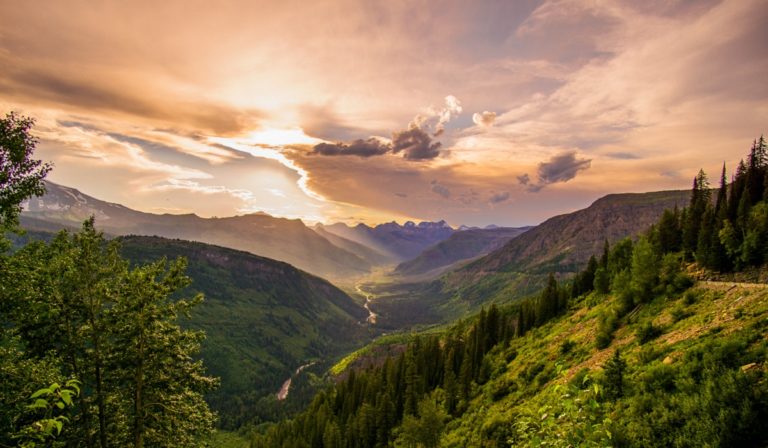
<box><xmin>603</xmin><ymin>350</ymin><xmax>627</xmax><ymax>400</ymax></box>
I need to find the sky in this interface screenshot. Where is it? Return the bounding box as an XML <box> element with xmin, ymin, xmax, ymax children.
<box><xmin>1</xmin><ymin>0</ymin><xmax>766</xmax><ymax>227</ymax></box>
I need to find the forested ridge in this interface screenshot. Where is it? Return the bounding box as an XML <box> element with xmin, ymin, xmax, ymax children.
<box><xmin>251</xmin><ymin>137</ymin><xmax>768</xmax><ymax>447</ymax></box>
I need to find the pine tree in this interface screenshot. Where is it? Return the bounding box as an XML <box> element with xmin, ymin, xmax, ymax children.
<box><xmin>683</xmin><ymin>170</ymin><xmax>711</xmax><ymax>257</ymax></box>
<box><xmin>603</xmin><ymin>350</ymin><xmax>627</xmax><ymax>400</ymax></box>
<box><xmin>715</xmin><ymin>163</ymin><xmax>728</xmax><ymax>216</ymax></box>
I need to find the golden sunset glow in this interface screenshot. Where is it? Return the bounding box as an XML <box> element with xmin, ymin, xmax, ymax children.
<box><xmin>1</xmin><ymin>0</ymin><xmax>766</xmax><ymax>226</ymax></box>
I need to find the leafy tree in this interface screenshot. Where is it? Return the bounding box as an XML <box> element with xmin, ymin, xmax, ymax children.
<box><xmin>6</xmin><ymin>221</ymin><xmax>218</xmax><ymax>447</ymax></box>
<box><xmin>629</xmin><ymin>236</ymin><xmax>659</xmax><ymax>306</ymax></box>
<box><xmin>0</xmin><ymin>112</ymin><xmax>52</xmax><ymax>230</ymax></box>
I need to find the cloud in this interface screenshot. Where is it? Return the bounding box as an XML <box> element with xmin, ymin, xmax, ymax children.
<box><xmin>392</xmin><ymin>125</ymin><xmax>442</xmax><ymax>160</ymax></box>
<box><xmin>519</xmin><ymin>151</ymin><xmax>592</xmax><ymax>192</ymax></box>
<box><xmin>489</xmin><ymin>191</ymin><xmax>510</xmax><ymax>204</ymax></box>
<box><xmin>312</xmin><ymin>138</ymin><xmax>391</xmax><ymax>157</ymax></box>
<box><xmin>433</xmin><ymin>95</ymin><xmax>463</xmax><ymax>136</ymax></box>
<box><xmin>472</xmin><ymin>111</ymin><xmax>497</xmax><ymax>127</ymax></box>
<box><xmin>0</xmin><ymin>68</ymin><xmax>264</xmax><ymax>135</ymax></box>
<box><xmin>394</xmin><ymin>192</ymin><xmax>408</xmax><ymax>198</ymax></box>
<box><xmin>430</xmin><ymin>180</ymin><xmax>451</xmax><ymax>198</ymax></box>
<box><xmin>311</xmin><ymin>95</ymin><xmax>455</xmax><ymax>161</ymax></box>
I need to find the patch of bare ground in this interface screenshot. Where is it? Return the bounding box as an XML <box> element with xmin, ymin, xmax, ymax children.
<box><xmin>661</xmin><ymin>283</ymin><xmax>767</xmax><ymax>346</ymax></box>
<box><xmin>559</xmin><ymin>282</ymin><xmax>767</xmax><ymax>382</ymax></box>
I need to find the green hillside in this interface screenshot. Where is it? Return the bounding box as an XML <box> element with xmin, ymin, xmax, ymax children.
<box><xmin>8</xmin><ymin>228</ymin><xmax>374</xmax><ymax>430</ymax></box>
<box><xmin>252</xmin><ymin>271</ymin><xmax>768</xmax><ymax>447</ymax></box>
<box><xmin>117</xmin><ymin>236</ymin><xmax>372</xmax><ymax>428</ymax></box>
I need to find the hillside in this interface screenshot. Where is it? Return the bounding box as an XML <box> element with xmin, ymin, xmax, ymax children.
<box><xmin>439</xmin><ymin>281</ymin><xmax>768</xmax><ymax>446</ymax></box>
<box><xmin>441</xmin><ymin>190</ymin><xmax>690</xmax><ymax>305</ymax></box>
<box><xmin>23</xmin><ymin>181</ymin><xmax>373</xmax><ymax>280</ymax></box>
<box><xmin>253</xmin><ymin>277</ymin><xmax>768</xmax><ymax>447</ymax></box>
<box><xmin>116</xmin><ymin>236</ymin><xmax>371</xmax><ymax>428</ymax></box>
<box><xmin>394</xmin><ymin>226</ymin><xmax>532</xmax><ymax>278</ymax></box>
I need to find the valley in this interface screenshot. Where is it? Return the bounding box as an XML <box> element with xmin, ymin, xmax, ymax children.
<box><xmin>7</xmin><ymin>141</ymin><xmax>768</xmax><ymax>447</ymax></box>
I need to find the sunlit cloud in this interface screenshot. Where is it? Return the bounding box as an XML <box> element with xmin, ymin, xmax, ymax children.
<box><xmin>0</xmin><ymin>0</ymin><xmax>765</xmax><ymax>226</ymax></box>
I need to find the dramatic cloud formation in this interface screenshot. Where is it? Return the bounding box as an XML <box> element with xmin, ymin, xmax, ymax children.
<box><xmin>472</xmin><ymin>111</ymin><xmax>497</xmax><ymax>127</ymax></box>
<box><xmin>311</xmin><ymin>125</ymin><xmax>443</xmax><ymax>161</ymax></box>
<box><xmin>392</xmin><ymin>126</ymin><xmax>443</xmax><ymax>160</ymax></box>
<box><xmin>0</xmin><ymin>0</ymin><xmax>765</xmax><ymax>226</ymax></box>
<box><xmin>520</xmin><ymin>151</ymin><xmax>592</xmax><ymax>192</ymax></box>
<box><xmin>311</xmin><ymin>96</ymin><xmax>459</xmax><ymax>161</ymax></box>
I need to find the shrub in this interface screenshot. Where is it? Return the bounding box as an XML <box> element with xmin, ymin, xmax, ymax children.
<box><xmin>636</xmin><ymin>322</ymin><xmax>662</xmax><ymax>344</ymax></box>
<box><xmin>559</xmin><ymin>339</ymin><xmax>576</xmax><ymax>355</ymax></box>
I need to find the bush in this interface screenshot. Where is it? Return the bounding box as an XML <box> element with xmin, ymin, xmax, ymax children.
<box><xmin>635</xmin><ymin>322</ymin><xmax>662</xmax><ymax>344</ymax></box>
<box><xmin>682</xmin><ymin>290</ymin><xmax>698</xmax><ymax>305</ymax></box>
<box><xmin>596</xmin><ymin>311</ymin><xmax>618</xmax><ymax>349</ymax></box>
<box><xmin>670</xmin><ymin>306</ymin><xmax>692</xmax><ymax>323</ymax></box>
<box><xmin>559</xmin><ymin>339</ymin><xmax>576</xmax><ymax>355</ymax></box>
<box><xmin>636</xmin><ymin>345</ymin><xmax>661</xmax><ymax>364</ymax></box>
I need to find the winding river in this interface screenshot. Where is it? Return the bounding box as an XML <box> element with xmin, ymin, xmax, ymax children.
<box><xmin>276</xmin><ymin>361</ymin><xmax>316</xmax><ymax>401</ymax></box>
<box><xmin>355</xmin><ymin>283</ymin><xmax>378</xmax><ymax>324</ymax></box>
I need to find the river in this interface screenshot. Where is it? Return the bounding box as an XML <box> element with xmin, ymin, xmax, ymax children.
<box><xmin>276</xmin><ymin>361</ymin><xmax>316</xmax><ymax>401</ymax></box>
<box><xmin>355</xmin><ymin>283</ymin><xmax>378</xmax><ymax>324</ymax></box>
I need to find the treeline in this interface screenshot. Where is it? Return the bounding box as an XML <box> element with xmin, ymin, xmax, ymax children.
<box><xmin>0</xmin><ymin>113</ymin><xmax>217</xmax><ymax>447</ymax></box>
<box><xmin>252</xmin><ymin>136</ymin><xmax>768</xmax><ymax>447</ymax></box>
<box><xmin>681</xmin><ymin>136</ymin><xmax>768</xmax><ymax>270</ymax></box>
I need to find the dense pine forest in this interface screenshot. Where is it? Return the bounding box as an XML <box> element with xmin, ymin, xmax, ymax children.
<box><xmin>250</xmin><ymin>138</ymin><xmax>768</xmax><ymax>447</ymax></box>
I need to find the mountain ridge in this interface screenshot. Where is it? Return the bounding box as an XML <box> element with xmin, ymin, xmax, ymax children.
<box><xmin>24</xmin><ymin>181</ymin><xmax>373</xmax><ymax>280</ymax></box>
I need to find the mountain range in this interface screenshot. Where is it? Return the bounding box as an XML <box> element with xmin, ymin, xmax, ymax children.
<box><xmin>23</xmin><ymin>182</ymin><xmax>461</xmax><ymax>280</ymax></box>
<box><xmin>317</xmin><ymin>220</ymin><xmax>456</xmax><ymax>261</ymax></box>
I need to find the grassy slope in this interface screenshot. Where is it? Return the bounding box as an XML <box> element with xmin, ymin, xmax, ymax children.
<box><xmin>440</xmin><ymin>281</ymin><xmax>768</xmax><ymax>445</ymax></box>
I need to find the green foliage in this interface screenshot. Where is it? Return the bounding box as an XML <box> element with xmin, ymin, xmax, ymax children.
<box><xmin>393</xmin><ymin>392</ymin><xmax>447</xmax><ymax>448</ymax></box>
<box><xmin>12</xmin><ymin>380</ymin><xmax>80</xmax><ymax>447</ymax></box>
<box><xmin>612</xmin><ymin>328</ymin><xmax>768</xmax><ymax>447</ymax></box>
<box><xmin>629</xmin><ymin>236</ymin><xmax>659</xmax><ymax>305</ymax></box>
<box><xmin>0</xmin><ymin>112</ymin><xmax>52</xmax><ymax>230</ymax></box>
<box><xmin>595</xmin><ymin>310</ymin><xmax>618</xmax><ymax>349</ymax></box>
<box><xmin>2</xmin><ymin>220</ymin><xmax>218</xmax><ymax>447</ymax></box>
<box><xmin>602</xmin><ymin>350</ymin><xmax>627</xmax><ymax>400</ymax></box>
<box><xmin>635</xmin><ymin>322</ymin><xmax>662</xmax><ymax>344</ymax></box>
